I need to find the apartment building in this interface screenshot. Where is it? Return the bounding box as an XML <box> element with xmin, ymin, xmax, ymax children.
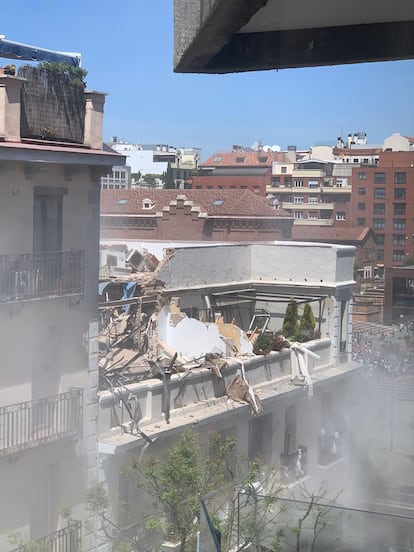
<box><xmin>268</xmin><ymin>159</ymin><xmax>353</xmax><ymax>226</ymax></box>
<box><xmin>0</xmin><ymin>68</ymin><xmax>123</xmax><ymax>551</ymax></box>
<box><xmin>98</xmin><ymin>242</ymin><xmax>364</xmax><ymax>550</ymax></box>
<box><xmin>349</xmin><ymin>151</ymin><xmax>414</xmax><ymax>268</ymax></box>
<box><xmin>192</xmin><ymin>147</ymin><xmax>290</xmax><ymax>195</ymax></box>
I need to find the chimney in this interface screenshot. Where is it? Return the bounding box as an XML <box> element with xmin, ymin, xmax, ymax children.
<box><xmin>84</xmin><ymin>90</ymin><xmax>107</xmax><ymax>149</ymax></box>
<box><xmin>0</xmin><ymin>75</ymin><xmax>25</xmax><ymax>141</ymax></box>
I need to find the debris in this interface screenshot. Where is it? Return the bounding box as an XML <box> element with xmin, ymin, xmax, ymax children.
<box><xmin>226</xmin><ymin>374</ymin><xmax>263</xmax><ymax>415</ymax></box>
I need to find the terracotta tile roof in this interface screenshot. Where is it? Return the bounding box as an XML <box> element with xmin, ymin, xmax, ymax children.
<box><xmin>101</xmin><ymin>189</ymin><xmax>292</xmax><ymax>218</ymax></box>
<box><xmin>201</xmin><ymin>150</ymin><xmax>290</xmax><ymax>167</ymax></box>
<box><xmin>403</xmin><ymin>135</ymin><xmax>414</xmax><ymax>144</ymax></box>
<box><xmin>292</xmin><ymin>226</ymin><xmax>374</xmax><ymax>244</ymax></box>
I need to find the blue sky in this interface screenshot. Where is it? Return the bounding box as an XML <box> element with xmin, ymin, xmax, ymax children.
<box><xmin>2</xmin><ymin>0</ymin><xmax>414</xmax><ymax>160</ymax></box>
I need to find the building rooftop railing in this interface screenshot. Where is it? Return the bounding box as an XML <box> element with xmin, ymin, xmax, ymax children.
<box><xmin>0</xmin><ymin>250</ymin><xmax>84</xmax><ymax>303</ymax></box>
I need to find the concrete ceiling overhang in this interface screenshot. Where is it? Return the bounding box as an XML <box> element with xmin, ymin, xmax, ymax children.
<box><xmin>174</xmin><ymin>0</ymin><xmax>414</xmax><ymax>73</ymax></box>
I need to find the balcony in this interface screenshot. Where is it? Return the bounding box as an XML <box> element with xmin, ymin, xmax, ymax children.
<box><xmin>281</xmin><ymin>202</ymin><xmax>334</xmax><ymax>210</ymax></box>
<box><xmin>10</xmin><ymin>520</ymin><xmax>81</xmax><ymax>552</ymax></box>
<box><xmin>0</xmin><ymin>250</ymin><xmax>84</xmax><ymax>303</ymax></box>
<box><xmin>293</xmin><ymin>218</ymin><xmax>333</xmax><ymax>226</ymax></box>
<box><xmin>321</xmin><ymin>186</ymin><xmax>351</xmax><ymax>193</ymax></box>
<box><xmin>281</xmin><ymin>446</ymin><xmax>307</xmax><ymax>484</ymax></box>
<box><xmin>0</xmin><ymin>389</ymin><xmax>83</xmax><ymax>456</ymax></box>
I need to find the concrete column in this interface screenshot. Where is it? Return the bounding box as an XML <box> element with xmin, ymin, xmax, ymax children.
<box><xmin>84</xmin><ymin>91</ymin><xmax>106</xmax><ymax>150</ymax></box>
<box><xmin>0</xmin><ymin>75</ymin><xmax>25</xmax><ymax>141</ymax></box>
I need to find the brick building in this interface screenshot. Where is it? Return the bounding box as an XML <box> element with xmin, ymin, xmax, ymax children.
<box><xmin>349</xmin><ymin>151</ymin><xmax>414</xmax><ymax>268</ymax></box>
<box><xmin>192</xmin><ymin>148</ymin><xmax>290</xmax><ymax>195</ymax></box>
<box><xmin>100</xmin><ymin>188</ymin><xmax>293</xmax><ymax>242</ymax></box>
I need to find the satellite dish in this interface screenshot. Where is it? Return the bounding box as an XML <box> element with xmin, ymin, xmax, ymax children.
<box><xmin>263</xmin><ymin>145</ymin><xmax>271</xmax><ymax>152</ymax></box>
<box><xmin>271</xmin><ymin>145</ymin><xmax>281</xmax><ymax>152</ymax></box>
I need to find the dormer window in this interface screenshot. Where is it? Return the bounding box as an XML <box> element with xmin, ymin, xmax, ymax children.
<box><xmin>236</xmin><ymin>156</ymin><xmax>245</xmax><ymax>163</ymax></box>
<box><xmin>142</xmin><ymin>198</ymin><xmax>154</xmax><ymax>209</ymax></box>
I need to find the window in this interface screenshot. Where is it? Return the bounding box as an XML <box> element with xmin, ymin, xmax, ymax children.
<box><xmin>358</xmin><ymin>172</ymin><xmax>366</xmax><ymax>180</ymax></box>
<box><xmin>374</xmin><ymin>188</ymin><xmax>385</xmax><ymax>199</ymax></box>
<box><xmin>393</xmin><ymin>250</ymin><xmax>406</xmax><ymax>262</ymax></box>
<box><xmin>308</xmin><ymin>212</ymin><xmax>318</xmax><ymax>220</ymax></box>
<box><xmin>393</xmin><ymin>219</ymin><xmax>406</xmax><ymax>230</ymax></box>
<box><xmin>294</xmin><ymin>179</ymin><xmax>304</xmax><ymax>187</ymax></box>
<box><xmin>248</xmin><ymin>414</ymin><xmax>272</xmax><ymax>462</ymax></box>
<box><xmin>236</xmin><ymin>156</ymin><xmax>245</xmax><ymax>163</ymax></box>
<box><xmin>357</xmin><ymin>217</ymin><xmax>366</xmax><ymax>226</ymax></box>
<box><xmin>353</xmin><ymin>158</ymin><xmax>359</xmax><ymax>163</ymax></box>
<box><xmin>281</xmin><ymin>166</ymin><xmax>287</xmax><ymax>174</ymax></box>
<box><xmin>393</xmin><ymin>235</ymin><xmax>406</xmax><ymax>246</ymax></box>
<box><xmin>142</xmin><ymin>198</ymin><xmax>153</xmax><ymax>209</ymax></box>
<box><xmin>373</xmin><ymin>203</ymin><xmax>385</xmax><ymax>215</ymax></box>
<box><xmin>358</xmin><ymin>202</ymin><xmax>365</xmax><ymax>211</ymax></box>
<box><xmin>394</xmin><ymin>203</ymin><xmax>406</xmax><ymax>215</ymax></box>
<box><xmin>373</xmin><ymin>218</ymin><xmax>385</xmax><ymax>229</ymax></box>
<box><xmin>117</xmin><ymin>198</ymin><xmax>128</xmax><ymax>204</ymax></box>
<box><xmin>376</xmin><ymin>234</ymin><xmax>385</xmax><ymax>245</ymax></box>
<box><xmin>336</xmin><ymin>212</ymin><xmax>346</xmax><ymax>220</ymax></box>
<box><xmin>213</xmin><ymin>199</ymin><xmax>224</xmax><ymax>206</ymax></box>
<box><xmin>394</xmin><ymin>172</ymin><xmax>406</xmax><ymax>184</ymax></box>
<box><xmin>309</xmin><ymin>197</ymin><xmax>318</xmax><ymax>204</ymax></box>
<box><xmin>363</xmin><ymin>158</ymin><xmax>369</xmax><ymax>164</ymax></box>
<box><xmin>294</xmin><ymin>196</ymin><xmax>304</xmax><ymax>204</ymax></box>
<box><xmin>258</xmin><ymin>156</ymin><xmax>268</xmax><ymax>163</ymax></box>
<box><xmin>358</xmin><ymin>187</ymin><xmax>366</xmax><ymax>195</ymax></box>
<box><xmin>374</xmin><ymin>172</ymin><xmax>386</xmax><ymax>184</ymax></box>
<box><xmin>308</xmin><ymin>180</ymin><xmax>319</xmax><ymax>188</ymax></box>
<box><xmin>284</xmin><ymin>177</ymin><xmax>292</xmax><ymax>186</ymax></box>
<box><xmin>394</xmin><ymin>188</ymin><xmax>406</xmax><ymax>199</ymax></box>
<box><xmin>377</xmin><ymin>249</ymin><xmax>384</xmax><ymax>261</ymax></box>
<box><xmin>272</xmin><ymin>177</ymin><xmax>281</xmax><ymax>187</ymax></box>
<box><xmin>213</xmin><ymin>155</ymin><xmax>222</xmax><ymax>162</ymax></box>
<box><xmin>33</xmin><ymin>187</ymin><xmax>65</xmax><ymax>252</ymax></box>
<box><xmin>294</xmin><ymin>211</ymin><xmax>304</xmax><ymax>219</ymax></box>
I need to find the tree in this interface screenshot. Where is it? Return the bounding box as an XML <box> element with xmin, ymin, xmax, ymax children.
<box><xmin>278</xmin><ymin>484</ymin><xmax>343</xmax><ymax>552</ymax></box>
<box><xmin>283</xmin><ymin>299</ymin><xmax>299</xmax><ymax>339</ymax></box>
<box><xmin>297</xmin><ymin>303</ymin><xmax>316</xmax><ymax>342</ymax></box>
<box><xmin>88</xmin><ymin>431</ymin><xmax>284</xmax><ymax>552</ymax></box>
<box><xmin>142</xmin><ymin>174</ymin><xmax>158</xmax><ymax>188</ymax></box>
<box><xmin>163</xmin><ymin>163</ymin><xmax>176</xmax><ymax>189</ymax></box>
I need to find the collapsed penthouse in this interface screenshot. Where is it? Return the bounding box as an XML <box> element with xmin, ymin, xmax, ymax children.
<box><xmin>97</xmin><ymin>242</ymin><xmax>360</xmax><ymax>527</ymax></box>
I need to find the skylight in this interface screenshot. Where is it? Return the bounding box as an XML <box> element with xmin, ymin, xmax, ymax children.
<box><xmin>117</xmin><ymin>199</ymin><xmax>128</xmax><ymax>204</ymax></box>
<box><xmin>214</xmin><ymin>155</ymin><xmax>222</xmax><ymax>162</ymax></box>
<box><xmin>213</xmin><ymin>199</ymin><xmax>224</xmax><ymax>206</ymax></box>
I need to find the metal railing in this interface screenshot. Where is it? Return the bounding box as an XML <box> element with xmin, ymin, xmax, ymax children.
<box><xmin>0</xmin><ymin>389</ymin><xmax>83</xmax><ymax>456</ymax></box>
<box><xmin>10</xmin><ymin>520</ymin><xmax>81</xmax><ymax>552</ymax></box>
<box><xmin>0</xmin><ymin>250</ymin><xmax>84</xmax><ymax>303</ymax></box>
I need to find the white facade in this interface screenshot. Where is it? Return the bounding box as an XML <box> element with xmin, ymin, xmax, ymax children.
<box><xmin>97</xmin><ymin>242</ymin><xmax>358</xmax><ymax>547</ymax></box>
<box><xmin>0</xmin><ymin>74</ymin><xmax>123</xmax><ymax>551</ymax></box>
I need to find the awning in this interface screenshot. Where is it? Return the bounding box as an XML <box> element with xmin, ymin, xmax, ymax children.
<box><xmin>0</xmin><ymin>36</ymin><xmax>81</xmax><ymax>66</ymax></box>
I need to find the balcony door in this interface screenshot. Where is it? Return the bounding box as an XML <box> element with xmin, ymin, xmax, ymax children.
<box><xmin>33</xmin><ymin>187</ymin><xmax>66</xmax><ymax>252</ymax></box>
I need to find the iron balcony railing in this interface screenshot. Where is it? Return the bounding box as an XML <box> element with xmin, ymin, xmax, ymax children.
<box><xmin>10</xmin><ymin>520</ymin><xmax>81</xmax><ymax>552</ymax></box>
<box><xmin>0</xmin><ymin>388</ymin><xmax>83</xmax><ymax>456</ymax></box>
<box><xmin>0</xmin><ymin>250</ymin><xmax>85</xmax><ymax>303</ymax></box>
